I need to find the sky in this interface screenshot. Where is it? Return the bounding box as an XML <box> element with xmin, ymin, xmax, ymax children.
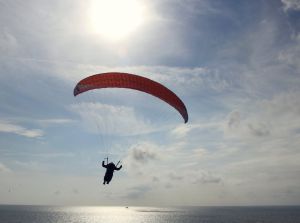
<box><xmin>1</xmin><ymin>0</ymin><xmax>300</xmax><ymax>206</ymax></box>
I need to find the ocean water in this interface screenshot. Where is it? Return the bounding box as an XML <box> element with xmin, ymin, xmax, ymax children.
<box><xmin>0</xmin><ymin>205</ymin><xmax>300</xmax><ymax>223</ymax></box>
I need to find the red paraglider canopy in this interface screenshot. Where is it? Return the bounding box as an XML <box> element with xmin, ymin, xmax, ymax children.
<box><xmin>73</xmin><ymin>72</ymin><xmax>188</xmax><ymax>123</ymax></box>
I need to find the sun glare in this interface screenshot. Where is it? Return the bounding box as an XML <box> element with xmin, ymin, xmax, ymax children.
<box><xmin>89</xmin><ymin>0</ymin><xmax>146</xmax><ymax>41</ymax></box>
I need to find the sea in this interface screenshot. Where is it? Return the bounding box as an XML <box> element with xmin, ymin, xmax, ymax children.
<box><xmin>0</xmin><ymin>205</ymin><xmax>300</xmax><ymax>223</ymax></box>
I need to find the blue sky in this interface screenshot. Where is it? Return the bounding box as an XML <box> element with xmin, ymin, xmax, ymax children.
<box><xmin>1</xmin><ymin>0</ymin><xmax>300</xmax><ymax>206</ymax></box>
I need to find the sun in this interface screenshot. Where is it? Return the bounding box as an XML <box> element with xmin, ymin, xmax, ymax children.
<box><xmin>88</xmin><ymin>0</ymin><xmax>146</xmax><ymax>41</ymax></box>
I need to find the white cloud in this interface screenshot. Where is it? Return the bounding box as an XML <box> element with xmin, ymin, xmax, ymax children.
<box><xmin>282</xmin><ymin>0</ymin><xmax>300</xmax><ymax>11</ymax></box>
<box><xmin>168</xmin><ymin>171</ymin><xmax>183</xmax><ymax>181</ymax></box>
<box><xmin>227</xmin><ymin>110</ymin><xmax>241</xmax><ymax>129</ymax></box>
<box><xmin>124</xmin><ymin>185</ymin><xmax>151</xmax><ymax>200</ymax></box>
<box><xmin>144</xmin><ymin>66</ymin><xmax>231</xmax><ymax>94</ymax></box>
<box><xmin>32</xmin><ymin>152</ymin><xmax>75</xmax><ymax>158</ymax></box>
<box><xmin>192</xmin><ymin>171</ymin><xmax>222</xmax><ymax>184</ymax></box>
<box><xmin>0</xmin><ymin>162</ymin><xmax>11</xmax><ymax>173</ymax></box>
<box><xmin>37</xmin><ymin>118</ymin><xmax>74</xmax><ymax>125</ymax></box>
<box><xmin>222</xmin><ymin>90</ymin><xmax>300</xmax><ymax>142</ymax></box>
<box><xmin>121</xmin><ymin>141</ymin><xmax>174</xmax><ymax>186</ymax></box>
<box><xmin>192</xmin><ymin>148</ymin><xmax>208</xmax><ymax>158</ymax></box>
<box><xmin>254</xmin><ymin>92</ymin><xmax>300</xmax><ymax>136</ymax></box>
<box><xmin>123</xmin><ymin>141</ymin><xmax>163</xmax><ymax>172</ymax></box>
<box><xmin>0</xmin><ymin>28</ymin><xmax>18</xmax><ymax>54</ymax></box>
<box><xmin>127</xmin><ymin>143</ymin><xmax>159</xmax><ymax>163</ymax></box>
<box><xmin>70</xmin><ymin>102</ymin><xmax>156</xmax><ymax>136</ymax></box>
<box><xmin>278</xmin><ymin>42</ymin><xmax>300</xmax><ymax>78</ymax></box>
<box><xmin>13</xmin><ymin>160</ymin><xmax>41</xmax><ymax>170</ymax></box>
<box><xmin>0</xmin><ymin>120</ymin><xmax>43</xmax><ymax>138</ymax></box>
<box><xmin>223</xmin><ymin>111</ymin><xmax>270</xmax><ymax>140</ymax></box>
<box><xmin>170</xmin><ymin>124</ymin><xmax>192</xmax><ymax>138</ymax></box>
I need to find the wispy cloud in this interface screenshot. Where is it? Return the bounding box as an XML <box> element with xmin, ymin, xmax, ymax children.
<box><xmin>70</xmin><ymin>102</ymin><xmax>157</xmax><ymax>135</ymax></box>
<box><xmin>37</xmin><ymin>118</ymin><xmax>74</xmax><ymax>125</ymax></box>
<box><xmin>35</xmin><ymin>118</ymin><xmax>75</xmax><ymax>129</ymax></box>
<box><xmin>32</xmin><ymin>152</ymin><xmax>75</xmax><ymax>158</ymax></box>
<box><xmin>0</xmin><ymin>120</ymin><xmax>43</xmax><ymax>138</ymax></box>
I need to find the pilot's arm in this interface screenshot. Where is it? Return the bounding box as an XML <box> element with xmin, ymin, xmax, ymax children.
<box><xmin>115</xmin><ymin>165</ymin><xmax>122</xmax><ymax>171</ymax></box>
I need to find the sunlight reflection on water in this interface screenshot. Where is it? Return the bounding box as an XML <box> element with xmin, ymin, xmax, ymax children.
<box><xmin>42</xmin><ymin>206</ymin><xmax>146</xmax><ymax>223</ymax></box>
<box><xmin>1</xmin><ymin>205</ymin><xmax>300</xmax><ymax>223</ymax></box>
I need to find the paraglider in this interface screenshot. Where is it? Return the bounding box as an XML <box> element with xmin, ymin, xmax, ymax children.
<box><xmin>73</xmin><ymin>72</ymin><xmax>188</xmax><ymax>185</ymax></box>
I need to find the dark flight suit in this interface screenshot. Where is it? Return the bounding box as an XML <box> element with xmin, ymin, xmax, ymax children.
<box><xmin>102</xmin><ymin>161</ymin><xmax>122</xmax><ymax>185</ymax></box>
